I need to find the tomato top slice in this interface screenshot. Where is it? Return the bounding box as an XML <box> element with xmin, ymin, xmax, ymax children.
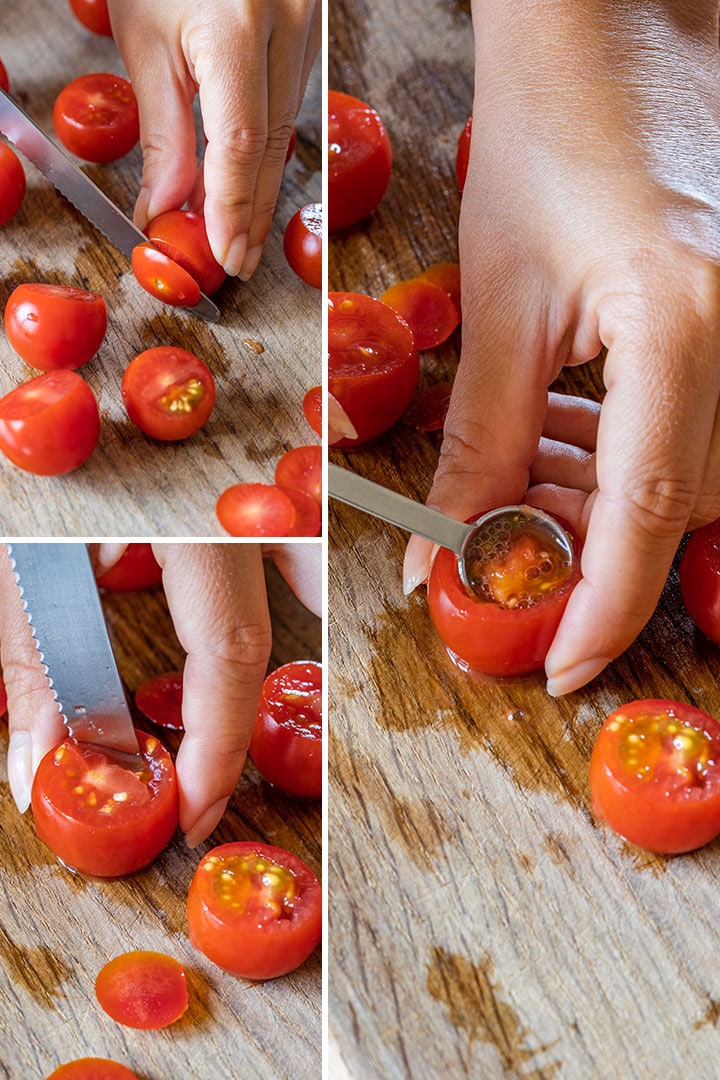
<box><xmin>380</xmin><ymin>278</ymin><xmax>459</xmax><ymax>351</ymax></box>
<box><xmin>135</xmin><ymin>671</ymin><xmax>184</xmax><ymax>731</ymax></box>
<box><xmin>46</xmin><ymin>1060</ymin><xmax>139</xmax><ymax>1080</ymax></box>
<box><xmin>144</xmin><ymin>210</ymin><xmax>226</xmax><ymax>296</ymax></box>
<box><xmin>95</xmin><ymin>951</ymin><xmax>188</xmax><ymax>1030</ymax></box>
<box><xmin>403</xmin><ymin>380</ymin><xmax>454</xmax><ymax>432</ymax></box>
<box><xmin>216</xmin><ymin>483</ymin><xmax>297</xmax><ymax>537</ymax></box>
<box><xmin>274</xmin><ymin>444</ymin><xmax>322</xmax><ymax>503</ymax></box>
<box><xmin>131</xmin><ymin>243</ymin><xmax>201</xmax><ymax>308</ymax></box>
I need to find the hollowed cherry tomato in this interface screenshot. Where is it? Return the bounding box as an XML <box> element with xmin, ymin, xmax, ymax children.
<box><xmin>4</xmin><ymin>284</ymin><xmax>107</xmax><ymax>371</ymax></box>
<box><xmin>0</xmin><ymin>370</ymin><xmax>100</xmax><ymax>475</ymax></box>
<box><xmin>328</xmin><ymin>292</ymin><xmax>419</xmax><ymax>448</ymax></box>
<box><xmin>282</xmin><ymin>488</ymin><xmax>322</xmax><ymax>537</ymax></box>
<box><xmin>427</xmin><ymin>508</ymin><xmax>580</xmax><ymax>676</ymax></box>
<box><xmin>131</xmin><ymin>243</ymin><xmax>201</xmax><ymax>308</ymax></box>
<box><xmin>96</xmin><ymin>544</ymin><xmax>162</xmax><ymax>591</ymax></box>
<box><xmin>302</xmin><ymin>385</ymin><xmax>322</xmax><ymax>439</ymax></box>
<box><xmin>47</xmin><ymin>1060</ymin><xmax>139</xmax><ymax>1080</ymax></box>
<box><xmin>403</xmin><ymin>380</ymin><xmax>454</xmax><ymax>432</ymax></box>
<box><xmin>187</xmin><ymin>841</ymin><xmax>322</xmax><ymax>979</ymax></box>
<box><xmin>216</xmin><ymin>483</ymin><xmax>297</xmax><ymax>537</ymax></box>
<box><xmin>144</xmin><ymin>210</ymin><xmax>225</xmax><ymax>296</ymax></box>
<box><xmin>249</xmin><ymin>661</ymin><xmax>322</xmax><ymax>798</ymax></box>
<box><xmin>679</xmin><ymin>520</ymin><xmax>720</xmax><ymax>644</ymax></box>
<box><xmin>590</xmin><ymin>699</ymin><xmax>720</xmax><ymax>853</ymax></box>
<box><xmin>31</xmin><ymin>729</ymin><xmax>178</xmax><ymax>877</ymax></box>
<box><xmin>0</xmin><ymin>143</ymin><xmax>25</xmax><ymax>226</ymax></box>
<box><xmin>0</xmin><ymin>59</ymin><xmax>9</xmax><ymax>93</ymax></box>
<box><xmin>283</xmin><ymin>203</ymin><xmax>322</xmax><ymax>288</ymax></box>
<box><xmin>328</xmin><ymin>90</ymin><xmax>392</xmax><ymax>232</ymax></box>
<box><xmin>53</xmin><ymin>73</ymin><xmax>139</xmax><ymax>163</ymax></box>
<box><xmin>456</xmin><ymin>114</ymin><xmax>472</xmax><ymax>191</ymax></box>
<box><xmin>68</xmin><ymin>0</ymin><xmax>113</xmax><ymax>36</ymax></box>
<box><xmin>275</xmin><ymin>445</ymin><xmax>322</xmax><ymax>503</ymax></box>
<box><xmin>95</xmin><ymin>951</ymin><xmax>188</xmax><ymax>1029</ymax></box>
<box><xmin>381</xmin><ymin>278</ymin><xmax>459</xmax><ymax>351</ymax></box>
<box><xmin>121</xmin><ymin>346</ymin><xmax>215</xmax><ymax>441</ymax></box>
<box><xmin>419</xmin><ymin>262</ymin><xmax>461</xmax><ymax>321</ymax></box>
<box><xmin>135</xmin><ymin>671</ymin><xmax>184</xmax><ymax>731</ymax></box>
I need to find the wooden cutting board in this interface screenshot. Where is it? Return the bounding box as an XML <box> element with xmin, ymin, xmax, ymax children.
<box><xmin>0</xmin><ymin>0</ymin><xmax>320</xmax><ymax>536</ymax></box>
<box><xmin>0</xmin><ymin>553</ymin><xmax>322</xmax><ymax>1080</ymax></box>
<box><xmin>329</xmin><ymin>3</ymin><xmax>720</xmax><ymax>1078</ymax></box>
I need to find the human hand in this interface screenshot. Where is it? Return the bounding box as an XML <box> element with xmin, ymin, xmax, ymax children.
<box><xmin>107</xmin><ymin>0</ymin><xmax>321</xmax><ymax>278</ymax></box>
<box><xmin>1</xmin><ymin>542</ymin><xmax>321</xmax><ymax>847</ymax></box>
<box><xmin>404</xmin><ymin>0</ymin><xmax>720</xmax><ymax>695</ymax></box>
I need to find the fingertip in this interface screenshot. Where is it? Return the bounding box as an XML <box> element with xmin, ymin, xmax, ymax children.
<box><xmin>183</xmin><ymin>796</ymin><xmax>229</xmax><ymax>849</ymax></box>
<box><xmin>403</xmin><ymin>536</ymin><xmax>437</xmax><ymax>595</ymax></box>
<box><xmin>545</xmin><ymin>656</ymin><xmax>612</xmax><ymax>697</ymax></box>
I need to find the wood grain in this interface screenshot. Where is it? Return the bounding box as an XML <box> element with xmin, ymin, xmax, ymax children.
<box><xmin>0</xmin><ymin>551</ymin><xmax>321</xmax><ymax>1080</ymax></box>
<box><xmin>0</xmin><ymin>1</ymin><xmax>320</xmax><ymax>536</ymax></box>
<box><xmin>329</xmin><ymin>3</ymin><xmax>720</xmax><ymax>1078</ymax></box>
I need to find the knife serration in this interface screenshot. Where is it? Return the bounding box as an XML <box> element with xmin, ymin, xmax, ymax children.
<box><xmin>0</xmin><ymin>89</ymin><xmax>220</xmax><ymax>323</ymax></box>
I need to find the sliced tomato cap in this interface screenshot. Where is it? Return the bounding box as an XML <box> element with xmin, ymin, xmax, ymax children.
<box><xmin>380</xmin><ymin>278</ymin><xmax>459</xmax><ymax>351</ymax></box>
<box><xmin>216</xmin><ymin>483</ymin><xmax>297</xmax><ymax>537</ymax></box>
<box><xmin>95</xmin><ymin>950</ymin><xmax>188</xmax><ymax>1030</ymax></box>
<box><xmin>131</xmin><ymin>243</ymin><xmax>201</xmax><ymax>307</ymax></box>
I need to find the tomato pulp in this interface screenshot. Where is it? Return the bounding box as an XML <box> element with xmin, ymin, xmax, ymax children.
<box><xmin>95</xmin><ymin>951</ymin><xmax>188</xmax><ymax>1029</ymax></box>
<box><xmin>283</xmin><ymin>203</ymin><xmax>322</xmax><ymax>288</ymax></box>
<box><xmin>328</xmin><ymin>292</ymin><xmax>419</xmax><ymax>448</ymax></box>
<box><xmin>427</xmin><ymin>508</ymin><xmax>580</xmax><ymax>677</ymax></box>
<box><xmin>53</xmin><ymin>73</ymin><xmax>139</xmax><ymax>163</ymax></box>
<box><xmin>187</xmin><ymin>841</ymin><xmax>322</xmax><ymax>979</ymax></box>
<box><xmin>679</xmin><ymin>520</ymin><xmax>720</xmax><ymax>644</ymax></box>
<box><xmin>32</xmin><ymin>729</ymin><xmax>178</xmax><ymax>877</ymax></box>
<box><xmin>590</xmin><ymin>699</ymin><xmax>720</xmax><ymax>854</ymax></box>
<box><xmin>96</xmin><ymin>544</ymin><xmax>162</xmax><ymax>591</ymax></box>
<box><xmin>0</xmin><ymin>143</ymin><xmax>25</xmax><ymax>226</ymax></box>
<box><xmin>144</xmin><ymin>210</ymin><xmax>226</xmax><ymax>296</ymax></box>
<box><xmin>249</xmin><ymin>661</ymin><xmax>322</xmax><ymax>799</ymax></box>
<box><xmin>4</xmin><ymin>283</ymin><xmax>107</xmax><ymax>370</ymax></box>
<box><xmin>122</xmin><ymin>346</ymin><xmax>215</xmax><ymax>441</ymax></box>
<box><xmin>328</xmin><ymin>90</ymin><xmax>392</xmax><ymax>232</ymax></box>
<box><xmin>0</xmin><ymin>370</ymin><xmax>100</xmax><ymax>475</ymax></box>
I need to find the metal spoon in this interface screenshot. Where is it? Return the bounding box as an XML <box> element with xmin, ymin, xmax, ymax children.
<box><xmin>328</xmin><ymin>463</ymin><xmax>575</xmax><ymax>593</ymax></box>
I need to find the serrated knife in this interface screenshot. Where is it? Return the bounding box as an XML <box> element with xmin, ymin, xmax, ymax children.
<box><xmin>0</xmin><ymin>88</ymin><xmax>220</xmax><ymax>324</ymax></box>
<box><xmin>7</xmin><ymin>543</ymin><xmax>143</xmax><ymax>768</ymax></box>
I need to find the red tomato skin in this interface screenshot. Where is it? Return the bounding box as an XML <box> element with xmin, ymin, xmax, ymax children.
<box><xmin>95</xmin><ymin>951</ymin><xmax>188</xmax><ymax>1030</ymax></box>
<box><xmin>216</xmin><ymin>483</ymin><xmax>297</xmax><ymax>537</ymax></box>
<box><xmin>187</xmin><ymin>841</ymin><xmax>322</xmax><ymax>979</ymax></box>
<box><xmin>249</xmin><ymin>661</ymin><xmax>322</xmax><ymax>798</ymax></box>
<box><xmin>302</xmin><ymin>385</ymin><xmax>322</xmax><ymax>439</ymax></box>
<box><xmin>135</xmin><ymin>671</ymin><xmax>184</xmax><ymax>730</ymax></box>
<box><xmin>281</xmin><ymin>488</ymin><xmax>322</xmax><ymax>537</ymax></box>
<box><xmin>144</xmin><ymin>210</ymin><xmax>226</xmax><ymax>296</ymax></box>
<box><xmin>31</xmin><ymin>730</ymin><xmax>179</xmax><ymax>877</ymax></box>
<box><xmin>427</xmin><ymin>518</ymin><xmax>580</xmax><ymax>677</ymax></box>
<box><xmin>590</xmin><ymin>699</ymin><xmax>720</xmax><ymax>854</ymax></box>
<box><xmin>456</xmin><ymin>114</ymin><xmax>472</xmax><ymax>191</ymax></box>
<box><xmin>0</xmin><ymin>370</ymin><xmax>100</xmax><ymax>475</ymax></box>
<box><xmin>122</xmin><ymin>346</ymin><xmax>215</xmax><ymax>441</ymax></box>
<box><xmin>53</xmin><ymin>74</ymin><xmax>139</xmax><ymax>164</ymax></box>
<box><xmin>679</xmin><ymin>522</ymin><xmax>720</xmax><ymax>644</ymax></box>
<box><xmin>328</xmin><ymin>292</ymin><xmax>419</xmax><ymax>448</ymax></box>
<box><xmin>96</xmin><ymin>544</ymin><xmax>162</xmax><ymax>591</ymax></box>
<box><xmin>0</xmin><ymin>143</ymin><xmax>26</xmax><ymax>226</ymax></box>
<box><xmin>275</xmin><ymin>444</ymin><xmax>322</xmax><ymax>503</ymax></box>
<box><xmin>283</xmin><ymin>203</ymin><xmax>322</xmax><ymax>288</ymax></box>
<box><xmin>68</xmin><ymin>0</ymin><xmax>113</xmax><ymax>36</ymax></box>
<box><xmin>131</xmin><ymin>243</ymin><xmax>201</xmax><ymax>307</ymax></box>
<box><xmin>0</xmin><ymin>677</ymin><xmax>6</xmax><ymax>717</ymax></box>
<box><xmin>47</xmin><ymin>1059</ymin><xmax>139</xmax><ymax>1080</ymax></box>
<box><xmin>328</xmin><ymin>90</ymin><xmax>392</xmax><ymax>232</ymax></box>
<box><xmin>4</xmin><ymin>284</ymin><xmax>107</xmax><ymax>370</ymax></box>
<box><xmin>0</xmin><ymin>59</ymin><xmax>9</xmax><ymax>93</ymax></box>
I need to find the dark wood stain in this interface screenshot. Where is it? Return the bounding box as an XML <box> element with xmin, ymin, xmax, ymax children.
<box><xmin>0</xmin><ymin>924</ymin><xmax>72</xmax><ymax>1010</ymax></box>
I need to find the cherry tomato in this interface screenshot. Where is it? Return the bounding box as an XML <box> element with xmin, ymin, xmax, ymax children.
<box><xmin>427</xmin><ymin>508</ymin><xmax>580</xmax><ymax>676</ymax></box>
<box><xmin>249</xmin><ymin>661</ymin><xmax>322</xmax><ymax>798</ymax></box>
<box><xmin>328</xmin><ymin>90</ymin><xmax>392</xmax><ymax>232</ymax></box>
<box><xmin>679</xmin><ymin>520</ymin><xmax>720</xmax><ymax>644</ymax></box>
<box><xmin>31</xmin><ymin>730</ymin><xmax>178</xmax><ymax>877</ymax></box>
<box><xmin>0</xmin><ymin>143</ymin><xmax>26</xmax><ymax>226</ymax></box>
<box><xmin>590</xmin><ymin>699</ymin><xmax>720</xmax><ymax>853</ymax></box>
<box><xmin>47</xmin><ymin>1060</ymin><xmax>139</xmax><ymax>1080</ymax></box>
<box><xmin>96</xmin><ymin>544</ymin><xmax>162</xmax><ymax>591</ymax></box>
<box><xmin>122</xmin><ymin>346</ymin><xmax>215</xmax><ymax>441</ymax></box>
<box><xmin>403</xmin><ymin>380</ymin><xmax>454</xmax><ymax>432</ymax></box>
<box><xmin>283</xmin><ymin>203</ymin><xmax>322</xmax><ymax>288</ymax></box>
<box><xmin>4</xmin><ymin>284</ymin><xmax>107</xmax><ymax>371</ymax></box>
<box><xmin>328</xmin><ymin>292</ymin><xmax>419</xmax><ymax>448</ymax></box>
<box><xmin>302</xmin><ymin>385</ymin><xmax>322</xmax><ymax>439</ymax></box>
<box><xmin>95</xmin><ymin>951</ymin><xmax>188</xmax><ymax>1029</ymax></box>
<box><xmin>68</xmin><ymin>0</ymin><xmax>113</xmax><ymax>36</ymax></box>
<box><xmin>144</xmin><ymin>210</ymin><xmax>225</xmax><ymax>296</ymax></box>
<box><xmin>456</xmin><ymin>114</ymin><xmax>472</xmax><ymax>191</ymax></box>
<box><xmin>419</xmin><ymin>262</ymin><xmax>462</xmax><ymax>320</ymax></box>
<box><xmin>0</xmin><ymin>59</ymin><xmax>9</xmax><ymax>93</ymax></box>
<box><xmin>282</xmin><ymin>488</ymin><xmax>322</xmax><ymax>537</ymax></box>
<box><xmin>187</xmin><ymin>841</ymin><xmax>322</xmax><ymax>979</ymax></box>
<box><xmin>0</xmin><ymin>370</ymin><xmax>100</xmax><ymax>475</ymax></box>
<box><xmin>381</xmin><ymin>278</ymin><xmax>459</xmax><ymax>351</ymax></box>
<box><xmin>53</xmin><ymin>73</ymin><xmax>139</xmax><ymax>164</ymax></box>
<box><xmin>131</xmin><ymin>243</ymin><xmax>200</xmax><ymax>308</ymax></box>
<box><xmin>275</xmin><ymin>445</ymin><xmax>322</xmax><ymax>503</ymax></box>
<box><xmin>216</xmin><ymin>483</ymin><xmax>297</xmax><ymax>537</ymax></box>
<box><xmin>285</xmin><ymin>127</ymin><xmax>297</xmax><ymax>163</ymax></box>
<box><xmin>0</xmin><ymin>677</ymin><xmax>6</xmax><ymax>717</ymax></box>
<box><xmin>135</xmin><ymin>671</ymin><xmax>184</xmax><ymax>731</ymax></box>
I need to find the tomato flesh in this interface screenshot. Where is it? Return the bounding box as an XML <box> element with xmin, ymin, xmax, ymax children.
<box><xmin>249</xmin><ymin>661</ymin><xmax>322</xmax><ymax>798</ymax></box>
<box><xmin>4</xmin><ymin>283</ymin><xmax>107</xmax><ymax>371</ymax></box>
<box><xmin>590</xmin><ymin>699</ymin><xmax>720</xmax><ymax>853</ymax></box>
<box><xmin>328</xmin><ymin>90</ymin><xmax>392</xmax><ymax>232</ymax></box>
<box><xmin>135</xmin><ymin>671</ymin><xmax>184</xmax><ymax>731</ymax></box>
<box><xmin>47</xmin><ymin>1060</ymin><xmax>139</xmax><ymax>1080</ymax></box>
<box><xmin>0</xmin><ymin>370</ymin><xmax>100</xmax><ymax>475</ymax></box>
<box><xmin>381</xmin><ymin>278</ymin><xmax>459</xmax><ymax>351</ymax></box>
<box><xmin>95</xmin><ymin>951</ymin><xmax>188</xmax><ymax>1030</ymax></box>
<box><xmin>419</xmin><ymin>262</ymin><xmax>462</xmax><ymax>321</ymax></box>
<box><xmin>283</xmin><ymin>203</ymin><xmax>322</xmax><ymax>289</ymax></box>
<box><xmin>53</xmin><ymin>73</ymin><xmax>139</xmax><ymax>164</ymax></box>
<box><xmin>96</xmin><ymin>544</ymin><xmax>162</xmax><ymax>591</ymax></box>
<box><xmin>679</xmin><ymin>520</ymin><xmax>720</xmax><ymax>644</ymax></box>
<box><xmin>131</xmin><ymin>243</ymin><xmax>201</xmax><ymax>308</ymax></box>
<box><xmin>187</xmin><ymin>841</ymin><xmax>322</xmax><ymax>979</ymax></box>
<box><xmin>216</xmin><ymin>483</ymin><xmax>297</xmax><ymax>537</ymax></box>
<box><xmin>122</xmin><ymin>346</ymin><xmax>215</xmax><ymax>441</ymax></box>
<box><xmin>0</xmin><ymin>143</ymin><xmax>25</xmax><ymax>226</ymax></box>
<box><xmin>144</xmin><ymin>210</ymin><xmax>226</xmax><ymax>296</ymax></box>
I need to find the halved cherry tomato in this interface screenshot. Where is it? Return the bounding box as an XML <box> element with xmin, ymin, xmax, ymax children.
<box><xmin>328</xmin><ymin>90</ymin><xmax>392</xmax><ymax>232</ymax></box>
<box><xmin>216</xmin><ymin>483</ymin><xmax>297</xmax><ymax>537</ymax></box>
<box><xmin>0</xmin><ymin>677</ymin><xmax>6</xmax><ymax>717</ymax></box>
<box><xmin>427</xmin><ymin>508</ymin><xmax>580</xmax><ymax>676</ymax></box>
<box><xmin>590</xmin><ymin>699</ymin><xmax>720</xmax><ymax>853</ymax></box>
<box><xmin>283</xmin><ymin>203</ymin><xmax>322</xmax><ymax>289</ymax></box>
<box><xmin>679</xmin><ymin>520</ymin><xmax>720</xmax><ymax>644</ymax></box>
<box><xmin>68</xmin><ymin>0</ymin><xmax>113</xmax><ymax>36</ymax></box>
<box><xmin>53</xmin><ymin>73</ymin><xmax>139</xmax><ymax>164</ymax></box>
<box><xmin>0</xmin><ymin>143</ymin><xmax>25</xmax><ymax>226</ymax></box>
<box><xmin>275</xmin><ymin>445</ymin><xmax>322</xmax><ymax>504</ymax></box>
<box><xmin>4</xmin><ymin>284</ymin><xmax>107</xmax><ymax>371</ymax></box>
<box><xmin>302</xmin><ymin>385</ymin><xmax>322</xmax><ymax>439</ymax></box>
<box><xmin>122</xmin><ymin>346</ymin><xmax>215</xmax><ymax>441</ymax></box>
<box><xmin>328</xmin><ymin>292</ymin><xmax>419</xmax><ymax>447</ymax></box>
<box><xmin>47</xmin><ymin>1060</ymin><xmax>139</xmax><ymax>1080</ymax></box>
<box><xmin>96</xmin><ymin>544</ymin><xmax>162</xmax><ymax>591</ymax></box>
<box><xmin>187</xmin><ymin>841</ymin><xmax>322</xmax><ymax>979</ymax></box>
<box><xmin>31</xmin><ymin>729</ymin><xmax>178</xmax><ymax>877</ymax></box>
<box><xmin>131</xmin><ymin>243</ymin><xmax>201</xmax><ymax>308</ymax></box>
<box><xmin>0</xmin><ymin>59</ymin><xmax>9</xmax><ymax>94</ymax></box>
<box><xmin>95</xmin><ymin>951</ymin><xmax>188</xmax><ymax>1029</ymax></box>
<box><xmin>381</xmin><ymin>278</ymin><xmax>459</xmax><ymax>351</ymax></box>
<box><xmin>0</xmin><ymin>370</ymin><xmax>100</xmax><ymax>475</ymax></box>
<box><xmin>419</xmin><ymin>262</ymin><xmax>461</xmax><ymax>321</ymax></box>
<box><xmin>282</xmin><ymin>488</ymin><xmax>322</xmax><ymax>537</ymax></box>
<box><xmin>135</xmin><ymin>671</ymin><xmax>184</xmax><ymax>731</ymax></box>
<box><xmin>456</xmin><ymin>114</ymin><xmax>472</xmax><ymax>191</ymax></box>
<box><xmin>403</xmin><ymin>380</ymin><xmax>454</xmax><ymax>432</ymax></box>
<box><xmin>144</xmin><ymin>210</ymin><xmax>226</xmax><ymax>296</ymax></box>
<box><xmin>249</xmin><ymin>661</ymin><xmax>322</xmax><ymax>798</ymax></box>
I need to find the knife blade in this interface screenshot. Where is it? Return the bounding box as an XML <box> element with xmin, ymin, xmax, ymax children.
<box><xmin>7</xmin><ymin>543</ymin><xmax>143</xmax><ymax>767</ymax></box>
<box><xmin>0</xmin><ymin>89</ymin><xmax>220</xmax><ymax>324</ymax></box>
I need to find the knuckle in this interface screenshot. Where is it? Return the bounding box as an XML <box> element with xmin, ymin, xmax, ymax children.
<box><xmin>209</xmin><ymin>618</ymin><xmax>273</xmax><ymax>674</ymax></box>
<box><xmin>620</xmin><ymin>477</ymin><xmax>699</xmax><ymax>544</ymax></box>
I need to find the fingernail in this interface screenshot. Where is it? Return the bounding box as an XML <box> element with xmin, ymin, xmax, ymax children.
<box><xmin>133</xmin><ymin>188</ymin><xmax>151</xmax><ymax>230</ymax></box>
<box><xmin>403</xmin><ymin>536</ymin><xmax>436</xmax><ymax>596</ymax></box>
<box><xmin>221</xmin><ymin>234</ymin><xmax>248</xmax><ymax>277</ymax></box>
<box><xmin>8</xmin><ymin>731</ymin><xmax>33</xmax><ymax>813</ymax></box>
<box><xmin>184</xmin><ymin>796</ymin><xmax>229</xmax><ymax>849</ymax></box>
<box><xmin>546</xmin><ymin>656</ymin><xmax>612</xmax><ymax>697</ymax></box>
<box><xmin>238</xmin><ymin>244</ymin><xmax>263</xmax><ymax>281</ymax></box>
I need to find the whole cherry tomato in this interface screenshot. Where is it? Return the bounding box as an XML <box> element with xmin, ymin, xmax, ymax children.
<box><xmin>131</xmin><ymin>244</ymin><xmax>200</xmax><ymax>308</ymax></box>
<box><xmin>328</xmin><ymin>90</ymin><xmax>392</xmax><ymax>232</ymax></box>
<box><xmin>4</xmin><ymin>284</ymin><xmax>107</xmax><ymax>370</ymax></box>
<box><xmin>96</xmin><ymin>544</ymin><xmax>162</xmax><ymax>591</ymax></box>
<box><xmin>679</xmin><ymin>520</ymin><xmax>720</xmax><ymax>644</ymax></box>
<box><xmin>0</xmin><ymin>143</ymin><xmax>26</xmax><ymax>226</ymax></box>
<box><xmin>53</xmin><ymin>73</ymin><xmax>139</xmax><ymax>163</ymax></box>
<box><xmin>68</xmin><ymin>0</ymin><xmax>112</xmax><ymax>36</ymax></box>
<box><xmin>0</xmin><ymin>370</ymin><xmax>100</xmax><ymax>475</ymax></box>
<box><xmin>121</xmin><ymin>346</ymin><xmax>215</xmax><ymax>441</ymax></box>
<box><xmin>144</xmin><ymin>210</ymin><xmax>225</xmax><ymax>296</ymax></box>
<box><xmin>283</xmin><ymin>203</ymin><xmax>322</xmax><ymax>288</ymax></box>
<box><xmin>249</xmin><ymin>661</ymin><xmax>322</xmax><ymax>799</ymax></box>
